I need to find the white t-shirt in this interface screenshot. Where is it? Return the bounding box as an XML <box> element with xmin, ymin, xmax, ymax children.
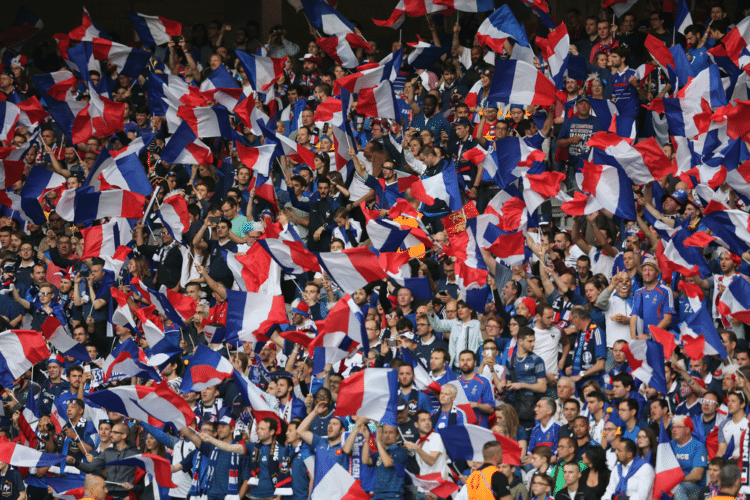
<box><xmin>533</xmin><ymin>325</ymin><xmax>563</xmax><ymax>375</ymax></box>
<box><xmin>588</xmin><ymin>247</ymin><xmax>614</xmax><ymax>281</ymax></box>
<box><xmin>718</xmin><ymin>416</ymin><xmax>749</xmax><ymax>453</ymax></box>
<box><xmin>416</xmin><ymin>432</ymin><xmax>448</xmax><ymax>480</ymax></box>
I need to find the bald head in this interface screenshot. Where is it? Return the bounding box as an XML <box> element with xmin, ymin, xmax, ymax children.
<box><xmin>84</xmin><ymin>474</ymin><xmax>108</xmax><ymax>500</ymax></box>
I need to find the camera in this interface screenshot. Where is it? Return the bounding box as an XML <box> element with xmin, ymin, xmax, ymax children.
<box><xmin>387</xmin><ymin>339</ymin><xmax>399</xmax><ymax>347</ymax></box>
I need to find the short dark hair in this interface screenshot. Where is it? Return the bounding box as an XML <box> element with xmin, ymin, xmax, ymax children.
<box><xmin>621</xmin><ymin>438</ymin><xmax>637</xmax><ymax>456</ymax></box>
<box><xmin>564</xmin><ymin>398</ymin><xmax>581</xmax><ymax>412</ymax></box>
<box><xmin>517</xmin><ymin>326</ymin><xmax>535</xmax><ymax>342</ymax></box>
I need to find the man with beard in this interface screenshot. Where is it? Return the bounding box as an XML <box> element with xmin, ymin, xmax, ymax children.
<box><xmin>295</xmin><ymin>54</ymin><xmax>321</xmax><ymax>93</ymax></box>
<box><xmin>457</xmin><ymin>350</ymin><xmax>495</xmax><ymax>428</ymax></box>
<box><xmin>276</xmin><ymin>376</ymin><xmax>306</xmax><ymax>423</ymax></box>
<box><xmin>404</xmin><ymin>93</ymin><xmax>451</xmax><ymax>147</ymax></box>
<box><xmin>396</xmin><ymin>363</ymin><xmax>432</xmax><ymax>419</ymax></box>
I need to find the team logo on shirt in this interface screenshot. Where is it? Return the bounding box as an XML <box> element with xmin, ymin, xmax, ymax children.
<box><xmin>1</xmin><ymin>481</ymin><xmax>11</xmax><ymax>497</ymax></box>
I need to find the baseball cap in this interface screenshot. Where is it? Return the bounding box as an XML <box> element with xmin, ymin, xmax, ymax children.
<box><xmin>667</xmin><ymin>189</ymin><xmax>688</xmax><ymax>206</ymax></box>
<box><xmin>576</xmin><ymin>95</ymin><xmax>590</xmax><ymax>104</ymax></box>
<box><xmin>397</xmin><ymin>396</ymin><xmax>407</xmax><ymax>412</ymax></box>
<box><xmin>218</xmin><ymin>415</ymin><xmax>236</xmax><ymax>427</ymax></box>
<box><xmin>453</xmin><ymin>117</ymin><xmax>471</xmax><ymax>127</ymax></box>
<box><xmin>299</xmin><ymin>53</ymin><xmax>323</xmax><ymax>66</ymax></box>
<box><xmin>538</xmin><ymin>213</ymin><xmax>551</xmax><ymax>226</ymax></box>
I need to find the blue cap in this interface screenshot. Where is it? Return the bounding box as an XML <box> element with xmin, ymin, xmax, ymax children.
<box><xmin>453</xmin><ymin>117</ymin><xmax>472</xmax><ymax>127</ymax></box>
<box><xmin>665</xmin><ymin>189</ymin><xmax>688</xmax><ymax>206</ymax></box>
<box><xmin>538</xmin><ymin>213</ymin><xmax>551</xmax><ymax>225</ymax></box>
<box><xmin>510</xmin><ymin>104</ymin><xmax>525</xmax><ymax>110</ymax></box>
<box><xmin>576</xmin><ymin>94</ymin><xmax>590</xmax><ymax>104</ymax></box>
<box><xmin>484</xmin><ymin>103</ymin><xmax>499</xmax><ymax>110</ymax></box>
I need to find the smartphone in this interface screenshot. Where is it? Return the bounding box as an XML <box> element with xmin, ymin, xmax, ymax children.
<box><xmin>210</xmin><ymin>217</ymin><xmax>221</xmax><ymax>223</ymax></box>
<box><xmin>84</xmin><ymin>365</ymin><xmax>91</xmax><ymax>373</ymax></box>
<box><xmin>387</xmin><ymin>339</ymin><xmax>399</xmax><ymax>347</ymax></box>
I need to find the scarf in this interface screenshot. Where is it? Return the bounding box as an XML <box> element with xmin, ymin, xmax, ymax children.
<box><xmin>249</xmin><ymin>439</ymin><xmax>290</xmax><ymax>495</ymax></box>
<box><xmin>615</xmin><ymin>456</ymin><xmax>646</xmax><ymax>496</ymax></box>
<box><xmin>209</xmin><ymin>442</ymin><xmax>241</xmax><ymax>499</ymax></box>
<box><xmin>188</xmin><ymin>447</ymin><xmax>208</xmax><ymax>500</ymax></box>
<box><xmin>417</xmin><ymin>430</ymin><xmax>433</xmax><ymax>446</ymax></box>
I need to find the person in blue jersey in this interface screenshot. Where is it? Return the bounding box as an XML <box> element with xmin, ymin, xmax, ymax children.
<box><xmin>528</xmin><ymin>398</ymin><xmax>562</xmax><ymax>457</ymax></box>
<box><xmin>362</xmin><ymin>422</ymin><xmax>410</xmax><ymax>500</ymax></box>
<box><xmin>431</xmin><ymin>383</ymin><xmax>466</xmax><ymax>430</ymax></box>
<box><xmin>567</xmin><ymin>306</ymin><xmax>606</xmax><ymax>393</ymax></box>
<box><xmin>517</xmin><ymin>106</ymin><xmax>554</xmax><ymax>151</ymax></box>
<box><xmin>608</xmin><ymin>48</ymin><xmax>639</xmax><ymax>119</ymax></box>
<box><xmin>457</xmin><ymin>350</ymin><xmax>495</xmax><ymax>427</ymax></box>
<box><xmin>296</xmin><ymin>401</ymin><xmax>359</xmax><ymax>472</ymax></box>
<box><xmin>630</xmin><ymin>258</ymin><xmax>675</xmax><ymax>340</ymax></box>
<box><xmin>670</xmin><ymin>415</ymin><xmax>708</xmax><ymax>500</ymax></box>
<box><xmin>284</xmin><ymin>419</ymin><xmax>312</xmax><ymax>500</ymax></box>
<box><xmin>506</xmin><ymin>327</ymin><xmax>548</xmax><ymax>432</ymax></box>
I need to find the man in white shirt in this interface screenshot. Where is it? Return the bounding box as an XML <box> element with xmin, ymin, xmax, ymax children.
<box><xmin>596</xmin><ymin>271</ymin><xmax>635</xmax><ymax>349</ymax></box>
<box><xmin>717</xmin><ymin>391</ymin><xmax>748</xmax><ymax>461</ymax></box>
<box><xmin>603</xmin><ymin>439</ymin><xmax>654</xmax><ymax>500</ymax></box>
<box><xmin>402</xmin><ymin>410</ymin><xmax>448</xmax><ymax>481</ymax></box>
<box><xmin>533</xmin><ymin>304</ymin><xmax>569</xmax><ymax>387</ymax></box>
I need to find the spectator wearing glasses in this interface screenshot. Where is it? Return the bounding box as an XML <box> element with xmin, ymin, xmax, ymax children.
<box><xmin>12</xmin><ymin>282</ymin><xmax>63</xmax><ymax>330</ymax></box>
<box><xmin>72</xmin><ymin>423</ymin><xmax>142</xmax><ymax>500</ymax></box>
<box><xmin>134</xmin><ymin>220</ymin><xmax>183</xmax><ymax>291</ymax></box>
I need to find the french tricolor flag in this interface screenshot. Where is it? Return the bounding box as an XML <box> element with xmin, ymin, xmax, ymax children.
<box><xmin>535</xmin><ymin>23</ymin><xmax>569</xmax><ymax>88</ymax></box>
<box><xmin>310</xmin><ymin>463</ymin><xmax>370</xmax><ymax>500</ymax></box>
<box><xmin>302</xmin><ymin>0</ymin><xmax>358</xmax><ymax>35</ymax></box>
<box><xmin>587</xmin><ymin>133</ymin><xmax>675</xmax><ymax>185</ymax></box>
<box><xmin>0</xmin><ymin>157</ymin><xmax>24</xmax><ymax>190</ymax></box>
<box><xmin>80</xmin><ymin>217</ymin><xmax>133</xmax><ymax>260</ymax></box>
<box><xmin>41</xmin><ymin>316</ymin><xmax>90</xmax><ymax>362</ymax></box>
<box><xmin>55</xmin><ymin>188</ymin><xmax>146</xmax><ymax>224</ymax></box>
<box><xmin>362</xmin><ymin>217</ymin><xmax>411</xmax><ymax>253</ymax></box>
<box><xmin>410</xmin><ymin>165</ymin><xmax>463</xmax><ymax>212</ymax></box>
<box><xmin>622</xmin><ymin>340</ymin><xmax>668</xmax><ymax>396</ymax></box>
<box><xmin>476</xmin><ymin>4</ymin><xmax>529</xmax><ymax>53</ymax></box>
<box><xmin>0</xmin><ymin>330</ymin><xmax>50</xmax><ymax>389</ymax></box>
<box><xmin>0</xmin><ymin>102</ymin><xmax>19</xmax><ymax>144</ymax></box>
<box><xmin>437</xmin><ymin>423</ymin><xmax>522</xmax><ymax>465</ymax></box>
<box><xmin>68</xmin><ymin>6</ymin><xmax>110</xmax><ymax>41</ymax></box>
<box><xmin>160</xmin><ymin>121</ymin><xmax>213</xmax><ymax>165</ymax></box>
<box><xmin>84</xmin><ymin>149</ymin><xmax>153</xmax><ymax>196</ymax></box>
<box><xmin>177</xmin><ymin>105</ymin><xmax>233</xmax><ymax>139</ymax></box>
<box><xmin>236</xmin><ymin>143</ymin><xmax>276</xmax><ymax>177</ymax></box>
<box><xmin>85</xmin><ymin>380</ymin><xmax>196</xmax><ymax>429</ymax></box>
<box><xmin>663</xmin><ymin>65</ymin><xmax>727</xmax><ymax>137</ymax></box>
<box><xmin>221</xmin><ymin>248</ymin><xmax>273</xmax><ymax>292</ymax></box>
<box><xmin>0</xmin><ymin>440</ymin><xmax>66</xmax><ymax>469</ymax></box>
<box><xmin>232</xmin><ymin>369</ymin><xmax>284</xmax><ymax>425</ymax></box>
<box><xmin>522</xmin><ymin>171</ymin><xmax>568</xmax><ymax>214</ymax></box>
<box><xmin>493</xmin><ymin>137</ymin><xmax>546</xmax><ymax>189</ymax></box>
<box><xmin>316</xmin><ymin>247</ymin><xmax>388</xmax><ymax>294</ymax></box>
<box><xmin>235</xmin><ymin>50</ymin><xmax>287</xmax><ymax>93</ymax></box>
<box><xmin>31</xmin><ymin>71</ymin><xmax>77</xmax><ymax>101</ymax></box>
<box><xmin>657</xmin><ymin>227</ymin><xmax>711</xmax><ymax>278</ymax></box>
<box><xmin>313</xmin><ymin>96</ymin><xmax>344</xmax><ymax>129</ymax></box>
<box><xmin>718</xmin><ymin>276</ymin><xmax>750</xmax><ymax>324</ymax></box>
<box><xmin>405</xmin><ymin>472</ymin><xmax>459</xmax><ymax>498</ymax></box>
<box><xmin>678</xmin><ymin>308</ymin><xmax>729</xmax><ymax>361</ymax></box>
<box><xmin>355</xmin><ymin>80</ymin><xmax>400</xmax><ymax>119</ymax></box>
<box><xmin>653</xmin><ymin>420</ymin><xmax>684</xmax><ymax>497</ymax></box>
<box><xmin>602</xmin><ymin>0</ymin><xmax>637</xmax><ymax>17</ymax></box>
<box><xmin>399</xmin><ymin>348</ymin><xmax>442</xmax><ymax>393</ymax></box>
<box><xmin>225</xmin><ymin>289</ymin><xmax>289</xmax><ymax>343</ymax></box>
<box><xmin>101</xmin><ymin>338</ymin><xmax>163</xmax><ymax>383</ymax></box>
<box><xmin>180</xmin><ymin>344</ymin><xmax>234</xmax><ymax>393</ymax></box>
<box><xmin>406</xmin><ymin>40</ymin><xmax>450</xmax><ymax>70</ymax></box>
<box><xmin>15</xmin><ymin>96</ymin><xmax>47</xmax><ymax>133</ymax></box>
<box><xmin>573</xmin><ymin>161</ymin><xmax>637</xmax><ymax>220</ymax></box>
<box><xmin>334</xmin><ymin>368</ymin><xmax>399</xmax><ymax>426</ymax></box>
<box><xmin>433</xmin><ymin>0</ymin><xmax>494</xmax><ymax>11</ymax></box>
<box><xmin>488</xmin><ymin>59</ymin><xmax>556</xmax><ymax>106</ymax></box>
<box><xmin>110</xmin><ymin>287</ymin><xmax>137</xmax><ymax>330</ymax></box>
<box><xmin>105</xmin><ymin>454</ymin><xmax>177</xmax><ymax>489</ymax></box>
<box><xmin>130</xmin><ymin>278</ymin><xmax>198</xmax><ymax>329</ymax></box>
<box><xmin>257</xmin><ymin>238</ymin><xmax>321</xmax><ymax>275</ymax></box>
<box><xmin>702</xmin><ymin>208</ymin><xmax>750</xmax><ymax>256</ymax></box>
<box><xmin>373</xmin><ymin>0</ymin><xmax>450</xmax><ymax>29</ymax></box>
<box><xmin>126</xmin><ymin>12</ymin><xmax>182</xmax><ymax>48</ymax></box>
<box><xmin>200</xmin><ymin>68</ymin><xmax>243</xmax><ymax>109</ymax></box>
<box><xmin>90</xmin><ymin>38</ymin><xmax>152</xmax><ymax>81</ymax></box>
<box><xmin>316</xmin><ymin>34</ymin><xmax>370</xmax><ymax>69</ymax></box>
<box><xmin>159</xmin><ymin>194</ymin><xmax>190</xmax><ymax>244</ymax></box>
<box><xmin>259</xmin><ymin>121</ymin><xmax>316</xmax><ymax>166</ymax></box>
